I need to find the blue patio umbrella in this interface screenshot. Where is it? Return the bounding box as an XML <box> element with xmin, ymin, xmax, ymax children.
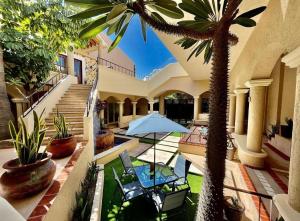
<box><xmin>126</xmin><ymin>113</ymin><xmax>189</xmax><ymax>186</ymax></box>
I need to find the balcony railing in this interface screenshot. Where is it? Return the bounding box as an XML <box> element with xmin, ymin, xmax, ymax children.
<box><xmin>99</xmin><ymin>58</ymin><xmax>135</xmax><ymax>77</ymax></box>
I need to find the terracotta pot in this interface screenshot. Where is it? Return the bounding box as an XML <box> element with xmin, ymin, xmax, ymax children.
<box><xmin>47</xmin><ymin>135</ymin><xmax>77</xmax><ymax>159</ymax></box>
<box><xmin>0</xmin><ymin>153</ymin><xmax>56</xmax><ymax>199</ymax></box>
<box><xmin>224</xmin><ymin>196</ymin><xmax>245</xmax><ymax>221</ymax></box>
<box><xmin>96</xmin><ymin>130</ymin><xmax>114</xmax><ymax>149</ymax></box>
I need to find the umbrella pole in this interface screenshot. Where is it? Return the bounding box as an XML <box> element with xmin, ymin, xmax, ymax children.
<box><xmin>153</xmin><ymin>132</ymin><xmax>156</xmax><ymax>188</ymax></box>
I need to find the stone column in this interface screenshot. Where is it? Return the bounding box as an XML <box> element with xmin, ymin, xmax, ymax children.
<box><xmin>132</xmin><ymin>101</ymin><xmax>137</xmax><ymax>118</ymax></box>
<box><xmin>238</xmin><ymin>80</ymin><xmax>272</xmax><ymax>168</ymax></box>
<box><xmin>149</xmin><ymin>101</ymin><xmax>155</xmax><ymax>113</ymax></box>
<box><xmin>228</xmin><ymin>94</ymin><xmax>236</xmax><ymax>133</ymax></box>
<box><xmin>159</xmin><ymin>96</ymin><xmax>165</xmax><ymax>115</ymax></box>
<box><xmin>67</xmin><ymin>50</ymin><xmax>74</xmax><ymax>76</ymax></box>
<box><xmin>246</xmin><ymin>79</ymin><xmax>272</xmax><ymax>152</ymax></box>
<box><xmin>289</xmin><ymin>69</ymin><xmax>300</xmax><ymax>212</ymax></box>
<box><xmin>117</xmin><ymin>101</ymin><xmax>124</xmax><ymax>123</ymax></box>
<box><xmin>193</xmin><ymin>96</ymin><xmax>199</xmax><ymax>121</ymax></box>
<box><xmin>281</xmin><ymin>48</ymin><xmax>300</xmax><ymax>212</ymax></box>
<box><xmin>234</xmin><ymin>89</ymin><xmax>249</xmax><ymax>134</ymax></box>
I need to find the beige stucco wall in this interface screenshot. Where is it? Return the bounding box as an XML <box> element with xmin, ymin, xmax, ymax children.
<box><xmin>265</xmin><ymin>60</ymin><xmax>297</xmax><ymax>131</ymax></box>
<box><xmin>280</xmin><ymin>66</ymin><xmax>297</xmax><ymax>124</ymax></box>
<box><xmin>149</xmin><ymin>76</ymin><xmax>209</xmax><ymax>98</ymax></box>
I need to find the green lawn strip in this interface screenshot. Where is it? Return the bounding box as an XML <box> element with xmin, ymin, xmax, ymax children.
<box><xmin>169</xmin><ymin>132</ymin><xmax>182</xmax><ymax>137</ymax></box>
<box><xmin>101</xmin><ymin>158</ymin><xmax>203</xmax><ymax>221</ymax></box>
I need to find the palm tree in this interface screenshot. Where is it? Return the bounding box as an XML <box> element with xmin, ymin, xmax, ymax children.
<box><xmin>0</xmin><ymin>45</ymin><xmax>14</xmax><ymax>140</ymax></box>
<box><xmin>66</xmin><ymin>0</ymin><xmax>266</xmax><ymax>219</ymax></box>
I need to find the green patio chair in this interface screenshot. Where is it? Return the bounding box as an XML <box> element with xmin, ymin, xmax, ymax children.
<box><xmin>112</xmin><ymin>167</ymin><xmax>146</xmax><ymax>218</ymax></box>
<box><xmin>119</xmin><ymin>150</ymin><xmax>136</xmax><ymax>178</ymax></box>
<box><xmin>151</xmin><ymin>188</ymin><xmax>190</xmax><ymax>220</ymax></box>
<box><xmin>169</xmin><ymin>155</ymin><xmax>191</xmax><ymax>190</ymax></box>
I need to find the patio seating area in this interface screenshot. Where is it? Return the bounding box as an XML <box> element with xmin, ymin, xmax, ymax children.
<box><xmin>101</xmin><ymin>152</ymin><xmax>203</xmax><ymax>220</ymax></box>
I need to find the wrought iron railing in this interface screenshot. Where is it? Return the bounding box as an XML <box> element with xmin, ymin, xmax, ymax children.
<box><xmin>99</xmin><ymin>58</ymin><xmax>135</xmax><ymax>77</ymax></box>
<box><xmin>86</xmin><ymin>59</ymin><xmax>99</xmax><ymax>116</ymax></box>
<box><xmin>21</xmin><ymin>73</ymin><xmax>66</xmax><ymax>117</ymax></box>
<box><xmin>224</xmin><ymin>185</ymin><xmax>275</xmax><ymax>221</ymax></box>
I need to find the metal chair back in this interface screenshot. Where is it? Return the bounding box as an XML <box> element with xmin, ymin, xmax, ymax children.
<box><xmin>112</xmin><ymin>167</ymin><xmax>126</xmax><ymax>196</ymax></box>
<box><xmin>174</xmin><ymin>155</ymin><xmax>191</xmax><ymax>180</ymax></box>
<box><xmin>161</xmin><ymin>188</ymin><xmax>188</xmax><ymax>212</ymax></box>
<box><xmin>119</xmin><ymin>150</ymin><xmax>134</xmax><ymax>173</ymax></box>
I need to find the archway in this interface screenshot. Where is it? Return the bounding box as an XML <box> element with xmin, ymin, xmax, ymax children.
<box><xmin>199</xmin><ymin>91</ymin><xmax>210</xmax><ymax>114</ymax></box>
<box><xmin>163</xmin><ymin>91</ymin><xmax>194</xmax><ymax>125</ymax></box>
<box><xmin>104</xmin><ymin>96</ymin><xmax>119</xmax><ymax>126</ymax></box>
<box><xmin>123</xmin><ymin>98</ymin><xmax>133</xmax><ymax>116</ymax></box>
<box><xmin>136</xmin><ymin>98</ymin><xmax>148</xmax><ymax>115</ymax></box>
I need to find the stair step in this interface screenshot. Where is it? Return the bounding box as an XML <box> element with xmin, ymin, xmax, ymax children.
<box><xmin>48</xmin><ymin>112</ymin><xmax>85</xmax><ymax>117</ymax></box>
<box><xmin>46</xmin><ymin>122</ymin><xmax>84</xmax><ymax>129</ymax></box>
<box><xmin>45</xmin><ymin>116</ymin><xmax>84</xmax><ymax>123</ymax></box>
<box><xmin>45</xmin><ymin>128</ymin><xmax>83</xmax><ymax>137</ymax></box>
<box><xmin>53</xmin><ymin>107</ymin><xmax>86</xmax><ymax>112</ymax></box>
<box><xmin>58</xmin><ymin>101</ymin><xmax>87</xmax><ymax>105</ymax></box>
<box><xmin>56</xmin><ymin>104</ymin><xmax>86</xmax><ymax>108</ymax></box>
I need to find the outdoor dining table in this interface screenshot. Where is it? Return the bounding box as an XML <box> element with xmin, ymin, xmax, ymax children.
<box><xmin>134</xmin><ymin>164</ymin><xmax>178</xmax><ymax>189</ymax></box>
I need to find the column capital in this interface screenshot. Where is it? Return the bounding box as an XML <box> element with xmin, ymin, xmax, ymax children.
<box><xmin>117</xmin><ymin>101</ymin><xmax>124</xmax><ymax>105</ymax></box>
<box><xmin>148</xmin><ymin>101</ymin><xmax>155</xmax><ymax>104</ymax></box>
<box><xmin>282</xmin><ymin>46</ymin><xmax>300</xmax><ymax>68</ymax></box>
<box><xmin>234</xmin><ymin>88</ymin><xmax>249</xmax><ymax>94</ymax></box>
<box><xmin>132</xmin><ymin>101</ymin><xmax>138</xmax><ymax>105</ymax></box>
<box><xmin>193</xmin><ymin>96</ymin><xmax>199</xmax><ymax>100</ymax></box>
<box><xmin>229</xmin><ymin>93</ymin><xmax>236</xmax><ymax>97</ymax></box>
<box><xmin>245</xmin><ymin>79</ymin><xmax>273</xmax><ymax>88</ymax></box>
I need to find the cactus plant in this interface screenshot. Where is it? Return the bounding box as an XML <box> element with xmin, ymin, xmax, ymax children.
<box><xmin>8</xmin><ymin>110</ymin><xmax>46</xmax><ymax>165</ymax></box>
<box><xmin>53</xmin><ymin>110</ymin><xmax>71</xmax><ymax>139</ymax></box>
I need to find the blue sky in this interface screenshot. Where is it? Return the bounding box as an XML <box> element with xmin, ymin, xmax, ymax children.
<box><xmin>109</xmin><ymin>16</ymin><xmax>176</xmax><ymax>79</ymax></box>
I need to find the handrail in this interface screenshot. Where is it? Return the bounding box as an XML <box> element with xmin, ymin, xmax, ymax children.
<box><xmin>99</xmin><ymin>58</ymin><xmax>135</xmax><ymax>77</ymax></box>
<box><xmin>224</xmin><ymin>185</ymin><xmax>274</xmax><ymax>221</ymax></box>
<box><xmin>86</xmin><ymin>59</ymin><xmax>99</xmax><ymax>116</ymax></box>
<box><xmin>22</xmin><ymin>72</ymin><xmax>67</xmax><ymax>117</ymax></box>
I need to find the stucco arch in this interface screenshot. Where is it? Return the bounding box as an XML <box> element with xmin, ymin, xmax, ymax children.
<box><xmin>149</xmin><ymin>76</ymin><xmax>209</xmax><ymax>98</ymax></box>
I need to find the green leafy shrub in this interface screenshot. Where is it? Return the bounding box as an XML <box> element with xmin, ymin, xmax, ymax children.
<box><xmin>9</xmin><ymin>110</ymin><xmax>46</xmax><ymax>165</ymax></box>
<box><xmin>53</xmin><ymin>111</ymin><xmax>71</xmax><ymax>139</ymax></box>
<box><xmin>73</xmin><ymin>162</ymin><xmax>100</xmax><ymax>221</ymax></box>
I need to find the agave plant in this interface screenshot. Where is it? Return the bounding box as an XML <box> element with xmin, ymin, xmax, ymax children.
<box><xmin>9</xmin><ymin>110</ymin><xmax>46</xmax><ymax>165</ymax></box>
<box><xmin>53</xmin><ymin>110</ymin><xmax>71</xmax><ymax>139</ymax></box>
<box><xmin>66</xmin><ymin>0</ymin><xmax>266</xmax><ymax>220</ymax></box>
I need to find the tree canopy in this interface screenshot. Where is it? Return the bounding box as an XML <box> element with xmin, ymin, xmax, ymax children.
<box><xmin>0</xmin><ymin>0</ymin><xmax>86</xmax><ymax>91</ymax></box>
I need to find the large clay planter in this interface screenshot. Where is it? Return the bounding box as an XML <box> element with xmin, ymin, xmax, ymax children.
<box><xmin>47</xmin><ymin>135</ymin><xmax>77</xmax><ymax>159</ymax></box>
<box><xmin>96</xmin><ymin>130</ymin><xmax>114</xmax><ymax>149</ymax></box>
<box><xmin>0</xmin><ymin>153</ymin><xmax>56</xmax><ymax>199</ymax></box>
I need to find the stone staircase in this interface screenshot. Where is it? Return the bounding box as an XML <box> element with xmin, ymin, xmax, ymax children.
<box><xmin>43</xmin><ymin>84</ymin><xmax>91</xmax><ymax>145</ymax></box>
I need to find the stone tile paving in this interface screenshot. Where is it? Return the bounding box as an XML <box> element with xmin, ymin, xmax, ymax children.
<box><xmin>137</xmin><ymin>148</ymin><xmax>174</xmax><ymax>164</ymax></box>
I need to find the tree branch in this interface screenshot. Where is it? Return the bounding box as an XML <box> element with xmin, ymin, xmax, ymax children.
<box><xmin>131</xmin><ymin>1</ymin><xmax>238</xmax><ymax>45</ymax></box>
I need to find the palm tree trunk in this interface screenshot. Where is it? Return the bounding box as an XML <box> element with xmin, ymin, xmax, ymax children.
<box><xmin>198</xmin><ymin>23</ymin><xmax>230</xmax><ymax>221</ymax></box>
<box><xmin>0</xmin><ymin>45</ymin><xmax>14</xmax><ymax>140</ymax></box>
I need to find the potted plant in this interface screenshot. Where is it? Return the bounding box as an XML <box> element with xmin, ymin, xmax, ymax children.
<box><xmin>280</xmin><ymin>118</ymin><xmax>293</xmax><ymax>138</ymax></box>
<box><xmin>224</xmin><ymin>196</ymin><xmax>245</xmax><ymax>221</ymax></box>
<box><xmin>0</xmin><ymin>110</ymin><xmax>56</xmax><ymax>199</ymax></box>
<box><xmin>47</xmin><ymin>111</ymin><xmax>77</xmax><ymax>158</ymax></box>
<box><xmin>95</xmin><ymin>99</ymin><xmax>114</xmax><ymax>150</ymax></box>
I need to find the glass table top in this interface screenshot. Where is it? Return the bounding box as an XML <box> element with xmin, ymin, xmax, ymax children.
<box><xmin>134</xmin><ymin>164</ymin><xmax>178</xmax><ymax>189</ymax></box>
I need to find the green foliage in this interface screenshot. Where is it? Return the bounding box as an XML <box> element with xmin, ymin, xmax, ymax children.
<box><xmin>66</xmin><ymin>0</ymin><xmax>183</xmax><ymax>51</ymax></box>
<box><xmin>0</xmin><ymin>0</ymin><xmax>86</xmax><ymax>90</ymax></box>
<box><xmin>73</xmin><ymin>162</ymin><xmax>100</xmax><ymax>221</ymax></box>
<box><xmin>176</xmin><ymin>1</ymin><xmax>266</xmax><ymax>62</ymax></box>
<box><xmin>53</xmin><ymin>110</ymin><xmax>71</xmax><ymax>139</ymax></box>
<box><xmin>8</xmin><ymin>110</ymin><xmax>47</xmax><ymax>165</ymax></box>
